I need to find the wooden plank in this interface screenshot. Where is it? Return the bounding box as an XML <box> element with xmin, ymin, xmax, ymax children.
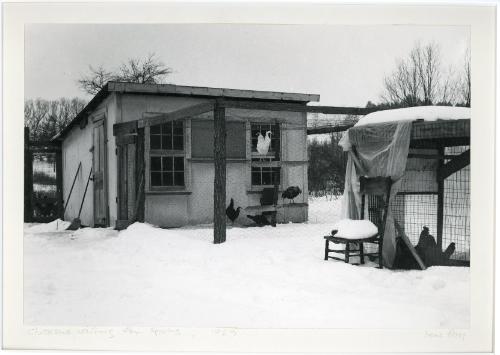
<box><xmin>394</xmin><ymin>220</ymin><xmax>427</xmax><ymax>270</ymax></box>
<box><xmin>307</xmin><ymin>124</ymin><xmax>355</xmax><ymax>135</ymax></box>
<box><xmin>438</xmin><ymin>149</ymin><xmax>470</xmax><ymax>180</ymax></box>
<box><xmin>113</xmin><ymin>121</ymin><xmax>138</xmax><ymax>136</ymax></box>
<box><xmin>224</xmin><ymin>100</ymin><xmax>375</xmax><ymax>115</ymax></box>
<box><xmin>407</xmin><ymin>153</ymin><xmax>455</xmax><ymax>159</ymax></box>
<box><xmin>133</xmin><ymin>172</ymin><xmax>145</xmax><ymax>222</ymax></box>
<box><xmin>117</xmin><ymin>145</ymin><xmax>128</xmax><ymax>221</ymax></box>
<box><xmin>116</xmin><ymin>134</ymin><xmax>136</xmax><ymax>146</ymax></box>
<box><xmin>396</xmin><ymin>191</ymin><xmax>439</xmax><ymax>195</ymax></box>
<box><xmin>28</xmin><ymin>141</ymin><xmax>61</xmax><ymax>148</ymax></box>
<box><xmin>138</xmin><ymin>102</ymin><xmax>215</xmax><ymax>128</ymax></box>
<box><xmin>213</xmin><ymin>100</ymin><xmax>226</xmax><ymax>244</ymax></box>
<box><xmin>135</xmin><ymin>128</ymin><xmax>145</xmax><ymax>222</ymax></box>
<box><xmin>436</xmin><ymin>146</ymin><xmax>445</xmax><ymax>250</ymax></box>
<box><xmin>244</xmin><ymin>203</ymin><xmax>308</xmax><ymax>211</ymax></box>
<box><xmin>127</xmin><ymin>144</ymin><xmax>136</xmax><ymax>220</ymax></box>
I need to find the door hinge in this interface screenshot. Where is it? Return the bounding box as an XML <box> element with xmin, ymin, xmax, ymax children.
<box><xmin>115</xmin><ymin>147</ymin><xmax>118</xmax><ymax>155</ymax></box>
<box><xmin>116</xmin><ymin>196</ymin><xmax>118</xmax><ymax>203</ymax></box>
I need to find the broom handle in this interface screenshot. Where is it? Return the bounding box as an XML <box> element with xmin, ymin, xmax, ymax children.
<box><xmin>63</xmin><ymin>162</ymin><xmax>82</xmax><ymax>215</ymax></box>
<box><xmin>77</xmin><ymin>167</ymin><xmax>92</xmax><ymax>218</ymax></box>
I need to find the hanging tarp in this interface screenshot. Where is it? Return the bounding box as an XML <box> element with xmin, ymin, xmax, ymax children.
<box><xmin>339</xmin><ymin>121</ymin><xmax>412</xmax><ymax>267</ymax></box>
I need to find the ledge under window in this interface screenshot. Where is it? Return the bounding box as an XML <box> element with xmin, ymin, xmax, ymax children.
<box><xmin>146</xmin><ymin>190</ymin><xmax>192</xmax><ymax>195</ymax></box>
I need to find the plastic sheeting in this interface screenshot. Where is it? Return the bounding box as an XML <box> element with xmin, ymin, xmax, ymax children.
<box><xmin>339</xmin><ymin>121</ymin><xmax>412</xmax><ymax>267</ymax></box>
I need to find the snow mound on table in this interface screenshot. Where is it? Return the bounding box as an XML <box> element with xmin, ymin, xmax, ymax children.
<box><xmin>25</xmin><ymin>219</ymin><xmax>70</xmax><ymax>233</ymax></box>
<box><xmin>357</xmin><ymin>106</ymin><xmax>470</xmax><ymax>126</ymax></box>
<box><xmin>331</xmin><ymin>219</ymin><xmax>378</xmax><ymax>239</ymax></box>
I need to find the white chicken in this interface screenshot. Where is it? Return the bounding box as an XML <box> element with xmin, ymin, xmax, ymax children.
<box><xmin>256</xmin><ymin>131</ymin><xmax>272</xmax><ymax>155</ymax></box>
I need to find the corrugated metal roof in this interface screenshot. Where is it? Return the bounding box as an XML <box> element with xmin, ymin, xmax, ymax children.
<box><xmin>53</xmin><ymin>81</ymin><xmax>320</xmax><ymax>141</ymax></box>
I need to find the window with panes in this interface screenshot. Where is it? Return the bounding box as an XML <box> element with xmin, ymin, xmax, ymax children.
<box><xmin>251</xmin><ymin>123</ymin><xmax>281</xmax><ymax>186</ymax></box>
<box><xmin>149</xmin><ymin>120</ymin><xmax>185</xmax><ymax>188</ymax></box>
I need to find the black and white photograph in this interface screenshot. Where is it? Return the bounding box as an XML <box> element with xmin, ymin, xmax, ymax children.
<box><xmin>3</xmin><ymin>2</ymin><xmax>496</xmax><ymax>352</ymax></box>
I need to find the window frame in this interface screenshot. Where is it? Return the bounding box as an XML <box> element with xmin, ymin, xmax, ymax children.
<box><xmin>250</xmin><ymin>122</ymin><xmax>282</xmax><ymax>188</ymax></box>
<box><xmin>145</xmin><ymin>120</ymin><xmax>187</xmax><ymax>192</ymax></box>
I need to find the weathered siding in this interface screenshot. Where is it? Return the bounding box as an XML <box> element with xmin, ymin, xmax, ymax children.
<box><xmin>62</xmin><ymin>96</ymin><xmax>117</xmax><ymax>227</ymax></box>
<box><xmin>106</xmin><ymin>94</ymin><xmax>118</xmax><ymax>226</ymax></box>
<box><xmin>62</xmin><ymin>119</ymin><xmax>94</xmax><ymax>226</ymax></box>
<box><xmin>188</xmin><ymin>162</ymin><xmax>248</xmax><ymax>225</ymax></box>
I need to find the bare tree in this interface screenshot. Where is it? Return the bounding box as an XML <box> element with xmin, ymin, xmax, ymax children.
<box><xmin>382</xmin><ymin>48</ymin><xmax>421</xmax><ymax>107</ymax></box>
<box><xmin>25</xmin><ymin>98</ymin><xmax>87</xmax><ymax>141</ymax></box>
<box><xmin>116</xmin><ymin>53</ymin><xmax>172</xmax><ymax>84</ymax></box>
<box><xmin>457</xmin><ymin>48</ymin><xmax>471</xmax><ymax>107</ymax></box>
<box><xmin>381</xmin><ymin>41</ymin><xmax>458</xmax><ymax>107</ymax></box>
<box><xmin>415</xmin><ymin>42</ymin><xmax>441</xmax><ymax>105</ymax></box>
<box><xmin>78</xmin><ymin>53</ymin><xmax>172</xmax><ymax>95</ymax></box>
<box><xmin>77</xmin><ymin>65</ymin><xmax>115</xmax><ymax>95</ymax></box>
<box><xmin>436</xmin><ymin>65</ymin><xmax>458</xmax><ymax>105</ymax></box>
<box><xmin>24</xmin><ymin>99</ymin><xmax>50</xmax><ymax>141</ymax></box>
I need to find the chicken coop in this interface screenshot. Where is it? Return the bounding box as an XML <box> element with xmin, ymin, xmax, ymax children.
<box><xmin>52</xmin><ymin>82</ymin><xmax>317</xmax><ymax>229</ymax></box>
<box><xmin>394</xmin><ymin>120</ymin><xmax>470</xmax><ymax>266</ymax></box>
<box><xmin>340</xmin><ymin>107</ymin><xmax>470</xmax><ymax>267</ymax></box>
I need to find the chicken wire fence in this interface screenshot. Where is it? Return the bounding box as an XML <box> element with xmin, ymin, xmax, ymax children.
<box><xmin>31</xmin><ymin>152</ymin><xmax>59</xmax><ymax>220</ymax></box>
<box><xmin>392</xmin><ymin>145</ymin><xmax>470</xmax><ymax>262</ymax></box>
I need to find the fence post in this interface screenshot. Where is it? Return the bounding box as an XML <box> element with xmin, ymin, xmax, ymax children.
<box><xmin>436</xmin><ymin>145</ymin><xmax>445</xmax><ymax>250</ymax></box>
<box><xmin>24</xmin><ymin>127</ymin><xmax>33</xmax><ymax>222</ymax></box>
<box><xmin>55</xmin><ymin>146</ymin><xmax>64</xmax><ymax>220</ymax></box>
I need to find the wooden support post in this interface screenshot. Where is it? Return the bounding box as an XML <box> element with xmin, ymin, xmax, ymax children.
<box><xmin>436</xmin><ymin>146</ymin><xmax>445</xmax><ymax>250</ymax></box>
<box><xmin>213</xmin><ymin>100</ymin><xmax>226</xmax><ymax>244</ymax></box>
<box><xmin>24</xmin><ymin>127</ymin><xmax>33</xmax><ymax>222</ymax></box>
<box><xmin>135</xmin><ymin>128</ymin><xmax>146</xmax><ymax>223</ymax></box>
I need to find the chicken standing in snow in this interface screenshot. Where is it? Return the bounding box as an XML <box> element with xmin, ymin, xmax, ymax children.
<box><xmin>225</xmin><ymin>198</ymin><xmax>242</xmax><ymax>224</ymax></box>
<box><xmin>282</xmin><ymin>186</ymin><xmax>302</xmax><ymax>203</ymax></box>
<box><xmin>256</xmin><ymin>131</ymin><xmax>272</xmax><ymax>155</ymax></box>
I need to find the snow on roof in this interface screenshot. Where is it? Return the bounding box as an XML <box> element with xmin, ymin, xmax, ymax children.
<box><xmin>356</xmin><ymin>106</ymin><xmax>471</xmax><ymax>126</ymax></box>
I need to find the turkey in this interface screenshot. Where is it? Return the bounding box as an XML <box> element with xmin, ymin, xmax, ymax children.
<box><xmin>225</xmin><ymin>198</ymin><xmax>242</xmax><ymax>224</ymax></box>
<box><xmin>246</xmin><ymin>213</ymin><xmax>271</xmax><ymax>227</ymax></box>
<box><xmin>281</xmin><ymin>186</ymin><xmax>302</xmax><ymax>203</ymax></box>
<box><xmin>256</xmin><ymin>131</ymin><xmax>272</xmax><ymax>155</ymax></box>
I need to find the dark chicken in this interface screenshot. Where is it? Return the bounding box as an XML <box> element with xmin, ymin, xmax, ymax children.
<box><xmin>281</xmin><ymin>186</ymin><xmax>302</xmax><ymax>203</ymax></box>
<box><xmin>226</xmin><ymin>198</ymin><xmax>242</xmax><ymax>224</ymax></box>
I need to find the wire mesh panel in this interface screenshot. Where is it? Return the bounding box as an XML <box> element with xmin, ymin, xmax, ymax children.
<box><xmin>393</xmin><ymin>194</ymin><xmax>438</xmax><ymax>246</ymax></box>
<box><xmin>392</xmin><ymin>146</ymin><xmax>470</xmax><ymax>264</ymax></box>
<box><xmin>443</xmin><ymin>146</ymin><xmax>470</xmax><ymax>261</ymax></box>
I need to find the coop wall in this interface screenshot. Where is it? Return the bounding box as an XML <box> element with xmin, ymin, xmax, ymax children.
<box><xmin>61</xmin><ymin>118</ymin><xmax>94</xmax><ymax>226</ymax></box>
<box><xmin>117</xmin><ymin>94</ymin><xmax>308</xmax><ymax>227</ymax></box>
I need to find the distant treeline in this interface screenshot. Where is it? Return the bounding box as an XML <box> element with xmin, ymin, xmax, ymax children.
<box><xmin>308</xmin><ymin>132</ymin><xmax>347</xmax><ymax>198</ymax></box>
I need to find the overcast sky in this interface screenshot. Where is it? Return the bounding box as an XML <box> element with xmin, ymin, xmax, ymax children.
<box><xmin>25</xmin><ymin>24</ymin><xmax>469</xmax><ymax>106</ymax></box>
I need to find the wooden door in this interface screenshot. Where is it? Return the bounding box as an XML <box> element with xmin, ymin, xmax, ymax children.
<box><xmin>115</xmin><ymin>132</ymin><xmax>144</xmax><ymax>230</ymax></box>
<box><xmin>117</xmin><ymin>136</ymin><xmax>136</xmax><ymax>223</ymax></box>
<box><xmin>93</xmin><ymin>119</ymin><xmax>108</xmax><ymax>226</ymax></box>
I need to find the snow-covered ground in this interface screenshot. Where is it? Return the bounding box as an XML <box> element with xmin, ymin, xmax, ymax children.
<box><xmin>24</xmin><ymin>198</ymin><xmax>469</xmax><ymax>328</ymax></box>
